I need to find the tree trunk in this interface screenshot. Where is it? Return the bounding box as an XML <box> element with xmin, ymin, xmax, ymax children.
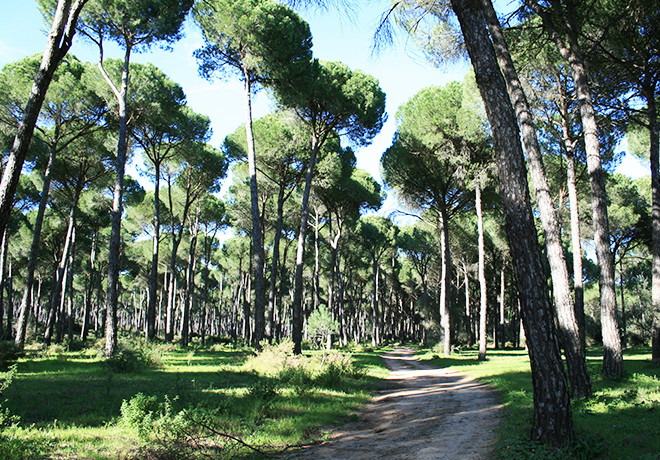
<box><xmin>267</xmin><ymin>184</ymin><xmax>286</xmax><ymax>338</ymax></box>
<box><xmin>146</xmin><ymin>163</ymin><xmax>161</xmax><ymax>341</ymax></box>
<box><xmin>80</xmin><ymin>230</ymin><xmax>96</xmax><ymax>342</ymax></box>
<box><xmin>0</xmin><ymin>0</ymin><xmax>87</xmax><ymax>238</ymax></box>
<box><xmin>102</xmin><ymin>46</ymin><xmax>131</xmax><ymax>358</ymax></box>
<box><xmin>180</xmin><ymin>203</ymin><xmax>200</xmax><ymax>347</ymax></box>
<box><xmin>645</xmin><ymin>83</ymin><xmax>660</xmax><ymax>362</ymax></box>
<box><xmin>482</xmin><ymin>0</ymin><xmax>591</xmax><ymax>396</ymax></box>
<box><xmin>532</xmin><ymin>0</ymin><xmax>622</xmax><ymax>378</ymax></box>
<box><xmin>439</xmin><ymin>209</ymin><xmax>451</xmax><ymax>356</ymax></box>
<box><xmin>242</xmin><ymin>69</ymin><xmax>267</xmax><ymax>349</ymax></box>
<box><xmin>476</xmin><ymin>181</ymin><xmax>488</xmax><ymax>361</ymax></box>
<box><xmin>44</xmin><ymin>185</ymin><xmax>81</xmax><ymax>346</ymax></box>
<box><xmin>292</xmin><ymin>138</ymin><xmax>321</xmax><ymax>354</ymax></box>
<box><xmin>15</xmin><ymin>142</ymin><xmax>58</xmax><ymax>349</ymax></box>
<box><xmin>451</xmin><ymin>0</ymin><xmax>573</xmax><ymax>445</ymax></box>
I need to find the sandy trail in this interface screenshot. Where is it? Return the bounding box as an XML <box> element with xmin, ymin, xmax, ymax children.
<box><xmin>289</xmin><ymin>347</ymin><xmax>503</xmax><ymax>459</ymax></box>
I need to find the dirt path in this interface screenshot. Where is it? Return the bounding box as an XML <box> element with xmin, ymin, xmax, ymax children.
<box><xmin>289</xmin><ymin>347</ymin><xmax>503</xmax><ymax>459</ymax></box>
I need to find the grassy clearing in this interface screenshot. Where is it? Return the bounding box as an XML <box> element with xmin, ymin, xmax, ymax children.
<box><xmin>0</xmin><ymin>337</ymin><xmax>389</xmax><ymax>459</ymax></box>
<box><xmin>416</xmin><ymin>346</ymin><xmax>660</xmax><ymax>459</ymax></box>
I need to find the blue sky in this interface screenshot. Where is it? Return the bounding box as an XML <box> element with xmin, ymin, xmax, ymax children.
<box><xmin>0</xmin><ymin>1</ymin><xmax>649</xmax><ymax>213</ymax></box>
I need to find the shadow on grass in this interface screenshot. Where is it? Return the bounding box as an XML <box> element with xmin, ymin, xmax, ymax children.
<box><xmin>4</xmin><ymin>355</ymin><xmax>261</xmax><ymax>427</ymax></box>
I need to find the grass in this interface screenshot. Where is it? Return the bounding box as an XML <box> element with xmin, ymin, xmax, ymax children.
<box><xmin>415</xmin><ymin>346</ymin><xmax>660</xmax><ymax>459</ymax></box>
<box><xmin>0</xmin><ymin>337</ymin><xmax>390</xmax><ymax>459</ymax></box>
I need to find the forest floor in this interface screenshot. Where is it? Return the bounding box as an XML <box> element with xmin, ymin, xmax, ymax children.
<box><xmin>289</xmin><ymin>347</ymin><xmax>503</xmax><ymax>459</ymax></box>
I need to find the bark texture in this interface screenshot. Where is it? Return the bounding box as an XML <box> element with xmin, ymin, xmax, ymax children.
<box><xmin>451</xmin><ymin>0</ymin><xmax>573</xmax><ymax>445</ymax></box>
<box><xmin>0</xmin><ymin>0</ymin><xmax>87</xmax><ymax>238</ymax></box>
<box><xmin>532</xmin><ymin>0</ymin><xmax>623</xmax><ymax>377</ymax></box>
<box><xmin>481</xmin><ymin>0</ymin><xmax>591</xmax><ymax>397</ymax></box>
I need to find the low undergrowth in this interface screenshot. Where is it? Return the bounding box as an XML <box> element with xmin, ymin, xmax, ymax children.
<box><xmin>0</xmin><ymin>336</ymin><xmax>388</xmax><ymax>459</ymax></box>
<box><xmin>417</xmin><ymin>346</ymin><xmax>660</xmax><ymax>459</ymax></box>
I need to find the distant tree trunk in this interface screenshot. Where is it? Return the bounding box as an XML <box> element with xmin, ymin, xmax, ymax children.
<box><xmin>180</xmin><ymin>202</ymin><xmax>200</xmax><ymax>347</ymax></box>
<box><xmin>44</xmin><ymin>185</ymin><xmax>81</xmax><ymax>346</ymax></box>
<box><xmin>80</xmin><ymin>231</ymin><xmax>97</xmax><ymax>342</ymax></box>
<box><xmin>498</xmin><ymin>262</ymin><xmax>506</xmax><ymax>349</ymax></box>
<box><xmin>15</xmin><ymin>143</ymin><xmax>58</xmax><ymax>349</ymax></box>
<box><xmin>371</xmin><ymin>259</ymin><xmax>381</xmax><ymax>347</ymax></box>
<box><xmin>451</xmin><ymin>0</ymin><xmax>573</xmax><ymax>445</ymax></box>
<box><xmin>532</xmin><ymin>0</ymin><xmax>622</xmax><ymax>378</ymax></box>
<box><xmin>0</xmin><ymin>0</ymin><xmax>87</xmax><ymax>238</ymax></box>
<box><xmin>242</xmin><ymin>68</ymin><xmax>266</xmax><ymax>349</ymax></box>
<box><xmin>146</xmin><ymin>163</ymin><xmax>161</xmax><ymax>341</ymax></box>
<box><xmin>267</xmin><ymin>184</ymin><xmax>286</xmax><ymax>338</ymax></box>
<box><xmin>463</xmin><ymin>262</ymin><xmax>472</xmax><ymax>346</ymax></box>
<box><xmin>476</xmin><ymin>180</ymin><xmax>488</xmax><ymax>361</ymax></box>
<box><xmin>481</xmin><ymin>0</ymin><xmax>591</xmax><ymax>396</ymax></box>
<box><xmin>439</xmin><ymin>208</ymin><xmax>451</xmax><ymax>356</ymax></box>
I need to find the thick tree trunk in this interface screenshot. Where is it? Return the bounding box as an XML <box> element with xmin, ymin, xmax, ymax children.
<box><xmin>0</xmin><ymin>0</ymin><xmax>87</xmax><ymax>238</ymax></box>
<box><xmin>103</xmin><ymin>47</ymin><xmax>131</xmax><ymax>358</ymax></box>
<box><xmin>15</xmin><ymin>143</ymin><xmax>58</xmax><ymax>349</ymax></box>
<box><xmin>481</xmin><ymin>0</ymin><xmax>591</xmax><ymax>397</ymax></box>
<box><xmin>451</xmin><ymin>0</ymin><xmax>573</xmax><ymax>445</ymax></box>
<box><xmin>292</xmin><ymin>140</ymin><xmax>320</xmax><ymax>354</ymax></box>
<box><xmin>242</xmin><ymin>71</ymin><xmax>267</xmax><ymax>349</ymax></box>
<box><xmin>533</xmin><ymin>0</ymin><xmax>622</xmax><ymax>378</ymax></box>
<box><xmin>476</xmin><ymin>181</ymin><xmax>488</xmax><ymax>361</ymax></box>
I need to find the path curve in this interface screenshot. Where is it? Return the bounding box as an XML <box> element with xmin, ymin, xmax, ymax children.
<box><xmin>289</xmin><ymin>347</ymin><xmax>503</xmax><ymax>459</ymax></box>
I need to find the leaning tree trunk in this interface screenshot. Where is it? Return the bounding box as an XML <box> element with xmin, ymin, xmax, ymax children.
<box><xmin>481</xmin><ymin>0</ymin><xmax>591</xmax><ymax>396</ymax></box>
<box><xmin>451</xmin><ymin>0</ymin><xmax>573</xmax><ymax>445</ymax></box>
<box><xmin>101</xmin><ymin>46</ymin><xmax>131</xmax><ymax>359</ymax></box>
<box><xmin>15</xmin><ymin>142</ymin><xmax>58</xmax><ymax>349</ymax></box>
<box><xmin>533</xmin><ymin>0</ymin><xmax>623</xmax><ymax>377</ymax></box>
<box><xmin>0</xmin><ymin>0</ymin><xmax>87</xmax><ymax>239</ymax></box>
<box><xmin>476</xmin><ymin>180</ymin><xmax>488</xmax><ymax>361</ymax></box>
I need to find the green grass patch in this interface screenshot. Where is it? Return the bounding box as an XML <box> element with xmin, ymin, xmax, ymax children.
<box><xmin>416</xmin><ymin>346</ymin><xmax>660</xmax><ymax>459</ymax></box>
<box><xmin>0</xmin><ymin>337</ymin><xmax>389</xmax><ymax>459</ymax></box>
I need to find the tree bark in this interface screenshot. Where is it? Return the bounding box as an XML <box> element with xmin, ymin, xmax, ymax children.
<box><xmin>146</xmin><ymin>163</ymin><xmax>161</xmax><ymax>341</ymax></box>
<box><xmin>15</xmin><ymin>142</ymin><xmax>58</xmax><ymax>349</ymax></box>
<box><xmin>476</xmin><ymin>180</ymin><xmax>488</xmax><ymax>361</ymax></box>
<box><xmin>0</xmin><ymin>0</ymin><xmax>87</xmax><ymax>238</ymax></box>
<box><xmin>532</xmin><ymin>0</ymin><xmax>623</xmax><ymax>377</ymax></box>
<box><xmin>482</xmin><ymin>0</ymin><xmax>591</xmax><ymax>396</ymax></box>
<box><xmin>103</xmin><ymin>46</ymin><xmax>131</xmax><ymax>358</ymax></box>
<box><xmin>242</xmin><ymin>68</ymin><xmax>267</xmax><ymax>349</ymax></box>
<box><xmin>439</xmin><ymin>209</ymin><xmax>451</xmax><ymax>356</ymax></box>
<box><xmin>646</xmin><ymin>83</ymin><xmax>660</xmax><ymax>362</ymax></box>
<box><xmin>292</xmin><ymin>138</ymin><xmax>320</xmax><ymax>355</ymax></box>
<box><xmin>451</xmin><ymin>0</ymin><xmax>573</xmax><ymax>445</ymax></box>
